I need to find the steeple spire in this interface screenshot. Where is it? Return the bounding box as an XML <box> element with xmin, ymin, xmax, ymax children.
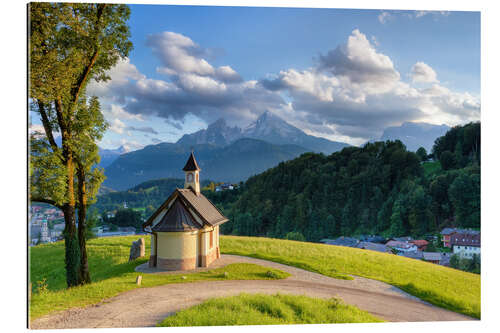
<box><xmin>183</xmin><ymin>151</ymin><xmax>201</xmax><ymax>195</ymax></box>
<box><xmin>183</xmin><ymin>150</ymin><xmax>201</xmax><ymax>172</ymax></box>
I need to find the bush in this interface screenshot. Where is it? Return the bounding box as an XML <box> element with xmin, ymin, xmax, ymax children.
<box><xmin>284</xmin><ymin>232</ymin><xmax>305</xmax><ymax>241</ymax></box>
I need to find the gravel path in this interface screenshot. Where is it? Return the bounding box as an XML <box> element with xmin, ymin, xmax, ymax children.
<box><xmin>30</xmin><ymin>255</ymin><xmax>474</xmax><ymax>329</ymax></box>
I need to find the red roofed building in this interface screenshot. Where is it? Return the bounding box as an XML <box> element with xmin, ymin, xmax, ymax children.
<box><xmin>410</xmin><ymin>239</ymin><xmax>429</xmax><ymax>251</ymax></box>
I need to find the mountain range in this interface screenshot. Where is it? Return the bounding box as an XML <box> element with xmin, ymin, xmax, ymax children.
<box><xmin>103</xmin><ymin>138</ymin><xmax>308</xmax><ymax>190</ymax></box>
<box><xmin>177</xmin><ymin>111</ymin><xmax>349</xmax><ymax>154</ymax></box>
<box><xmin>379</xmin><ymin>122</ymin><xmax>450</xmax><ymax>152</ymax></box>
<box><xmin>101</xmin><ymin>112</ymin><xmax>451</xmax><ymax>191</ymax></box>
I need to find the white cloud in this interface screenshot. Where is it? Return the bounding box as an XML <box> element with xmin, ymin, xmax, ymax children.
<box><xmin>415</xmin><ymin>11</ymin><xmax>450</xmax><ymax>19</ymax></box>
<box><xmin>91</xmin><ymin>29</ymin><xmax>479</xmax><ymax>145</ymax></box>
<box><xmin>411</xmin><ymin>62</ymin><xmax>439</xmax><ymax>83</ymax></box>
<box><xmin>147</xmin><ymin>31</ymin><xmax>215</xmax><ymax>76</ymax></box>
<box><xmin>318</xmin><ymin>29</ymin><xmax>400</xmax><ymax>94</ymax></box>
<box><xmin>109</xmin><ymin>118</ymin><xmax>126</xmax><ymax>134</ymax></box>
<box><xmin>378</xmin><ymin>12</ymin><xmax>392</xmax><ymax>24</ymax></box>
<box><xmin>29</xmin><ymin>124</ymin><xmax>61</xmax><ymax>139</ymax></box>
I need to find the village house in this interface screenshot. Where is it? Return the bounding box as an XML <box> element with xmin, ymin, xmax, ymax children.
<box><xmin>356</xmin><ymin>241</ymin><xmax>392</xmax><ymax>253</ymax></box>
<box><xmin>440</xmin><ymin>228</ymin><xmax>480</xmax><ymax>248</ymax></box>
<box><xmin>386</xmin><ymin>240</ymin><xmax>418</xmax><ymax>253</ymax></box>
<box><xmin>142</xmin><ymin>152</ymin><xmax>229</xmax><ymax>270</ymax></box>
<box><xmin>450</xmin><ymin>232</ymin><xmax>481</xmax><ymax>259</ymax></box>
<box><xmin>321</xmin><ymin>237</ymin><xmax>360</xmax><ymax>248</ymax></box>
<box><xmin>423</xmin><ymin>252</ymin><xmax>442</xmax><ymax>264</ymax></box>
<box><xmin>410</xmin><ymin>239</ymin><xmax>429</xmax><ymax>251</ymax></box>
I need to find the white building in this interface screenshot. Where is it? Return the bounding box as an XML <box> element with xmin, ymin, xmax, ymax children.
<box><xmin>453</xmin><ymin>244</ymin><xmax>480</xmax><ymax>259</ymax></box>
<box><xmin>450</xmin><ymin>232</ymin><xmax>481</xmax><ymax>259</ymax></box>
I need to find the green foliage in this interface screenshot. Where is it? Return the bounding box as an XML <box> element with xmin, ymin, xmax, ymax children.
<box><xmin>94</xmin><ymin>178</ymin><xmax>210</xmax><ymax>214</ymax></box>
<box><xmin>448</xmin><ymin>172</ymin><xmax>480</xmax><ymax>228</ymax></box>
<box><xmin>109</xmin><ymin>208</ymin><xmax>143</xmax><ymax>230</ymax></box>
<box><xmin>158</xmin><ymin>293</ymin><xmax>383</xmax><ymax>326</ymax></box>
<box><xmin>221</xmin><ymin>236</ymin><xmax>481</xmax><ymax>318</ymax></box>
<box><xmin>29</xmin><ymin>2</ymin><xmax>133</xmax><ymax>288</ymax></box>
<box><xmin>416</xmin><ymin>147</ymin><xmax>428</xmax><ymax>161</ymax></box>
<box><xmin>29</xmin><ymin>236</ymin><xmax>289</xmax><ymax>320</ymax></box>
<box><xmin>284</xmin><ymin>231</ymin><xmax>305</xmax><ymax>241</ymax></box>
<box><xmin>449</xmin><ymin>254</ymin><xmax>481</xmax><ymax>274</ymax></box>
<box><xmin>209</xmin><ymin>141</ymin><xmax>428</xmax><ymax>241</ymax></box>
<box><xmin>433</xmin><ymin>122</ymin><xmax>480</xmax><ymax>168</ymax></box>
<box><xmin>440</xmin><ymin>151</ymin><xmax>457</xmax><ymax>170</ymax></box>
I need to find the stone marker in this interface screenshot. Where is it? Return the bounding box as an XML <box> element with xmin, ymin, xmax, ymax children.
<box><xmin>129</xmin><ymin>238</ymin><xmax>145</xmax><ymax>261</ymax></box>
<box><xmin>136</xmin><ymin>275</ymin><xmax>142</xmax><ymax>286</ymax></box>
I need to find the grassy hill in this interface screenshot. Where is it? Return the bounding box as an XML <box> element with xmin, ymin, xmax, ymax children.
<box><xmin>28</xmin><ymin>236</ymin><xmax>288</xmax><ymax>320</ymax></box>
<box><xmin>29</xmin><ymin>235</ymin><xmax>480</xmax><ymax>322</ymax></box>
<box><xmin>221</xmin><ymin>236</ymin><xmax>480</xmax><ymax>318</ymax></box>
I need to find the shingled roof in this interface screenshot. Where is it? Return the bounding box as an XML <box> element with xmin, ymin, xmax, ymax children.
<box><xmin>143</xmin><ymin>188</ymin><xmax>228</xmax><ymax>231</ymax></box>
<box><xmin>151</xmin><ymin>199</ymin><xmax>202</xmax><ymax>232</ymax></box>
<box><xmin>183</xmin><ymin>151</ymin><xmax>201</xmax><ymax>171</ymax></box>
<box><xmin>177</xmin><ymin>189</ymin><xmax>228</xmax><ymax>226</ymax></box>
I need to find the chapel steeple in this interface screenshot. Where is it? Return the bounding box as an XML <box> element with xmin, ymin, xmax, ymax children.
<box><xmin>183</xmin><ymin>151</ymin><xmax>201</xmax><ymax>195</ymax></box>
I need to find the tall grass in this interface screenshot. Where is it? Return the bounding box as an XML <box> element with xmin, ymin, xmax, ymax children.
<box><xmin>221</xmin><ymin>235</ymin><xmax>480</xmax><ymax>318</ymax></box>
<box><xmin>158</xmin><ymin>293</ymin><xmax>384</xmax><ymax>326</ymax></box>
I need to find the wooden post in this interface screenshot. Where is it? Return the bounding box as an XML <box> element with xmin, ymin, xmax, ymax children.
<box><xmin>136</xmin><ymin>275</ymin><xmax>142</xmax><ymax>286</ymax></box>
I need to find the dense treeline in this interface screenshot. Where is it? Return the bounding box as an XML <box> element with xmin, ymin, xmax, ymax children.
<box><xmin>207</xmin><ymin>122</ymin><xmax>480</xmax><ymax>242</ymax></box>
<box><xmin>94</xmin><ymin>178</ymin><xmax>210</xmax><ymax>214</ymax></box>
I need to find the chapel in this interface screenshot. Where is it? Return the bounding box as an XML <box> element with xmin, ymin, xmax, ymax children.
<box><xmin>142</xmin><ymin>152</ymin><xmax>228</xmax><ymax>270</ymax></box>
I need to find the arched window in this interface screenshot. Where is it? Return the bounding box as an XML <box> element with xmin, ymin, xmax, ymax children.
<box><xmin>187</xmin><ymin>173</ymin><xmax>194</xmax><ymax>182</ymax></box>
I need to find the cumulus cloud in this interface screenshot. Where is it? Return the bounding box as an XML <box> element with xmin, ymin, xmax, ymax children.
<box><xmin>411</xmin><ymin>62</ymin><xmax>439</xmax><ymax>83</ymax></box>
<box><xmin>318</xmin><ymin>29</ymin><xmax>400</xmax><ymax>94</ymax></box>
<box><xmin>260</xmin><ymin>29</ymin><xmax>479</xmax><ymax>143</ymax></box>
<box><xmin>91</xmin><ymin>29</ymin><xmax>479</xmax><ymax>145</ymax></box>
<box><xmin>147</xmin><ymin>31</ymin><xmax>215</xmax><ymax>76</ymax></box>
<box><xmin>89</xmin><ymin>32</ymin><xmax>284</xmax><ymax>127</ymax></box>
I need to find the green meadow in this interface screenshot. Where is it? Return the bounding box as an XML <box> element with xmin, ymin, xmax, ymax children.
<box><xmin>29</xmin><ymin>234</ymin><xmax>480</xmax><ymax>322</ymax></box>
<box><xmin>158</xmin><ymin>293</ymin><xmax>384</xmax><ymax>326</ymax></box>
<box><xmin>220</xmin><ymin>235</ymin><xmax>480</xmax><ymax>318</ymax></box>
<box><xmin>29</xmin><ymin>236</ymin><xmax>288</xmax><ymax>320</ymax></box>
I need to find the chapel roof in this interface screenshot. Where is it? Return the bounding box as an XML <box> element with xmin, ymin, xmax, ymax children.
<box><xmin>143</xmin><ymin>188</ymin><xmax>228</xmax><ymax>231</ymax></box>
<box><xmin>151</xmin><ymin>198</ymin><xmax>202</xmax><ymax>232</ymax></box>
<box><xmin>182</xmin><ymin>151</ymin><xmax>201</xmax><ymax>171</ymax></box>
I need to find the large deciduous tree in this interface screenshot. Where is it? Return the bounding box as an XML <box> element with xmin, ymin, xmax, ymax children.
<box><xmin>29</xmin><ymin>3</ymin><xmax>132</xmax><ymax>287</ymax></box>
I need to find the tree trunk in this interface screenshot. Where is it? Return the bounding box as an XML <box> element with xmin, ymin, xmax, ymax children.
<box><xmin>62</xmin><ymin>203</ymin><xmax>80</xmax><ymax>287</ymax></box>
<box><xmin>62</xmin><ymin>132</ymin><xmax>83</xmax><ymax>287</ymax></box>
<box><xmin>77</xmin><ymin>167</ymin><xmax>91</xmax><ymax>284</ymax></box>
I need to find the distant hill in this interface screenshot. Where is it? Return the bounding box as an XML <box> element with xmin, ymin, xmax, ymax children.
<box><xmin>98</xmin><ymin>146</ymin><xmax>128</xmax><ymax>168</ymax></box>
<box><xmin>54</xmin><ymin>137</ymin><xmax>126</xmax><ymax>169</ymax></box>
<box><xmin>103</xmin><ymin>138</ymin><xmax>308</xmax><ymax>191</ymax></box>
<box><xmin>379</xmin><ymin>122</ymin><xmax>450</xmax><ymax>152</ymax></box>
<box><xmin>177</xmin><ymin>111</ymin><xmax>349</xmax><ymax>154</ymax></box>
<box><xmin>95</xmin><ymin>178</ymin><xmax>196</xmax><ymax>213</ymax></box>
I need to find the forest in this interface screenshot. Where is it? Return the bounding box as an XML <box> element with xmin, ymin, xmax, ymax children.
<box><xmin>205</xmin><ymin>122</ymin><xmax>480</xmax><ymax>242</ymax></box>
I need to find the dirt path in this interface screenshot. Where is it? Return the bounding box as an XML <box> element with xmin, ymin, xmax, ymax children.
<box><xmin>30</xmin><ymin>255</ymin><xmax>474</xmax><ymax>329</ymax></box>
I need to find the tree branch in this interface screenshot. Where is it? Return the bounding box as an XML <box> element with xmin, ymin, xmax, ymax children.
<box><xmin>37</xmin><ymin>100</ymin><xmax>60</xmax><ymax>155</ymax></box>
<box><xmin>29</xmin><ymin>195</ymin><xmax>61</xmax><ymax>209</ymax></box>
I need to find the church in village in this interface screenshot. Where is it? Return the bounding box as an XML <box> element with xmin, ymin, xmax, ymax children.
<box><xmin>142</xmin><ymin>152</ymin><xmax>229</xmax><ymax>271</ymax></box>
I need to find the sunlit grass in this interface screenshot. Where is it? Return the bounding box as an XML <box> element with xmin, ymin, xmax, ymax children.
<box><xmin>158</xmin><ymin>293</ymin><xmax>384</xmax><ymax>326</ymax></box>
<box><xmin>29</xmin><ymin>236</ymin><xmax>289</xmax><ymax>321</ymax></box>
<box><xmin>221</xmin><ymin>235</ymin><xmax>480</xmax><ymax>318</ymax></box>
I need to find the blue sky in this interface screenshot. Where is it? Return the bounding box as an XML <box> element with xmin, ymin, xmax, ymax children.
<box><xmin>30</xmin><ymin>5</ymin><xmax>481</xmax><ymax>151</ymax></box>
<box><xmin>128</xmin><ymin>6</ymin><xmax>480</xmax><ymax>92</ymax></box>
